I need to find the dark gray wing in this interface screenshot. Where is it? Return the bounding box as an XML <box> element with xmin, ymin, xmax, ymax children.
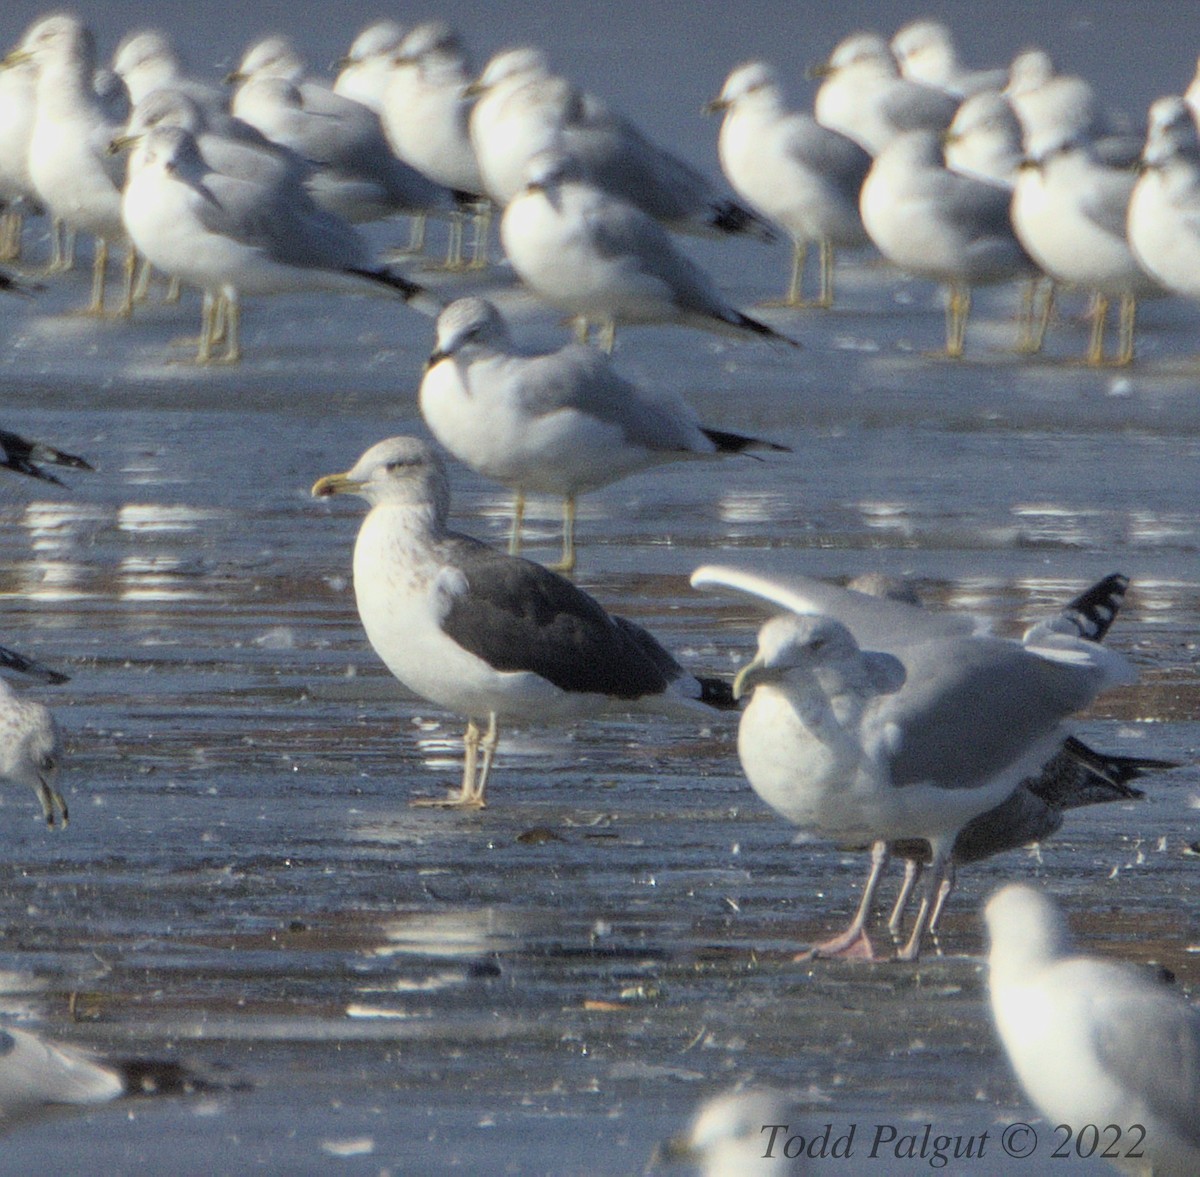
<box><xmin>438</xmin><ymin>537</ymin><xmax>680</xmax><ymax>698</ymax></box>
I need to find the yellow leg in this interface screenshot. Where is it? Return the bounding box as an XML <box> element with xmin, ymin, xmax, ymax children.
<box><xmin>508</xmin><ymin>491</ymin><xmax>526</xmax><ymax>556</ymax></box>
<box><xmin>1116</xmin><ymin>294</ymin><xmax>1136</xmax><ymax>366</ymax></box>
<box><xmin>598</xmin><ymin>320</ymin><xmax>616</xmax><ymax>353</ymax></box>
<box><xmin>1086</xmin><ymin>293</ymin><xmax>1109</xmax><ymax>366</ymax></box>
<box><xmin>549</xmin><ymin>496</ymin><xmax>577</xmax><ymax>574</ymax></box>
<box><xmin>945</xmin><ymin>284</ymin><xmax>969</xmax><ymax>358</ymax></box>
<box><xmin>116</xmin><ymin>245</ymin><xmax>138</xmax><ymax>318</ymax></box>
<box><xmin>468</xmin><ymin>201</ymin><xmax>492</xmax><ymax>269</ymax></box>
<box><xmin>816</xmin><ymin>238</ymin><xmax>835</xmax><ymax>309</ymax></box>
<box><xmin>86</xmin><ymin>237</ymin><xmax>108</xmax><ymax>315</ymax></box>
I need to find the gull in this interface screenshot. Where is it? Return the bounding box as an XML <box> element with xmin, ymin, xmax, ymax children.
<box><xmin>889</xmin><ymin>20</ymin><xmax>1007</xmax><ymax>98</ymax></box>
<box><xmin>1005</xmin><ymin>49</ymin><xmax>1139</xmax><ymax>165</ymax></box>
<box><xmin>0</xmin><ymin>1023</ymin><xmax>229</xmax><ymax>1131</ymax></box>
<box><xmin>1128</xmin><ymin>97</ymin><xmax>1200</xmax><ymax>306</ymax></box>
<box><xmin>333</xmin><ymin>20</ymin><xmax>407</xmax><ymax>113</ymax></box>
<box><xmin>0</xmin><ymin>677</ymin><xmax>64</xmax><ymax>827</ymax></box>
<box><xmin>467</xmin><ymin>47</ymin><xmax>774</xmax><ymax>242</ymax></box>
<box><xmin>690</xmin><ymin>563</ymin><xmax>1135</xmax><ymax>960</ymax></box>
<box><xmin>655</xmin><ymin>1088</ymin><xmax>804</xmax><ymax>1175</ymax></box>
<box><xmin>707</xmin><ymin>61</ymin><xmax>871</xmax><ymax>307</ymax></box>
<box><xmin>942</xmin><ymin>90</ymin><xmax>1024</xmax><ymax>187</ymax></box>
<box><xmin>9</xmin><ymin>14</ymin><xmax>133</xmax><ymax>313</ymax></box>
<box><xmin>1012</xmin><ymin>136</ymin><xmax>1159</xmax><ymax>365</ymax></box>
<box><xmin>859</xmin><ymin>130</ymin><xmax>1037</xmax><ymax>356</ymax></box>
<box><xmin>110</xmin><ymin>28</ymin><xmax>225</xmax><ymax>114</ymax></box>
<box><xmin>986</xmin><ymin>884</ymin><xmax>1200</xmax><ymax>1177</ymax></box>
<box><xmin>228</xmin><ymin>36</ymin><xmax>449</xmax><ymax>227</ymax></box>
<box><xmin>420</xmin><ymin>297</ymin><xmax>789</xmax><ymax>571</ymax></box>
<box><xmin>811</xmin><ymin>31</ymin><xmax>958</xmax><ymax>156</ymax></box>
<box><xmin>120</xmin><ymin>125</ymin><xmax>438</xmax><ymax>363</ymax></box>
<box><xmin>881</xmin><ymin>573</ymin><xmax>1176</xmax><ymax>944</ymax></box>
<box><xmin>379</xmin><ymin>21</ymin><xmax>489</xmax><ymax>268</ymax></box>
<box><xmin>311</xmin><ymin>436</ymin><xmax>736</xmax><ymax>809</ymax></box>
<box><xmin>0</xmin><ymin>428</ymin><xmax>92</xmax><ymax>486</ymax></box>
<box><xmin>499</xmin><ymin>151</ymin><xmax>800</xmax><ymax>351</ymax></box>
<box><xmin>0</xmin><ymin>31</ymin><xmax>41</xmax><ymax>261</ymax></box>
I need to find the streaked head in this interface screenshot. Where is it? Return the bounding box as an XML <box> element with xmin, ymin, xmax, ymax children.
<box><xmin>312</xmin><ymin>436</ymin><xmax>451</xmax><ymax>520</ymax></box>
<box><xmin>710</xmin><ymin>61</ymin><xmax>778</xmax><ymax>113</ymax></box>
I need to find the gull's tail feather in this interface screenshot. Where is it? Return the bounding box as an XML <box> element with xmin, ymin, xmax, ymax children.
<box><xmin>1061</xmin><ymin>573</ymin><xmax>1129</xmax><ymax>643</ymax></box>
<box><xmin>0</xmin><ymin>430</ymin><xmax>93</xmax><ymax>485</ymax></box>
<box><xmin>728</xmin><ymin>310</ymin><xmax>802</xmax><ymax>349</ymax></box>
<box><xmin>0</xmin><ymin>643</ymin><xmax>69</xmax><ymax>685</ymax></box>
<box><xmin>697</xmin><ymin>675</ymin><xmax>738</xmax><ymax>709</ymax></box>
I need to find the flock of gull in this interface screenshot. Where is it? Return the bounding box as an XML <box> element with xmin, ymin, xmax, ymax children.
<box><xmin>0</xmin><ymin>9</ymin><xmax>1198</xmax><ymax>1171</ymax></box>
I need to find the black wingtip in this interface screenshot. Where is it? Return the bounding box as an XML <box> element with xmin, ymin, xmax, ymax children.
<box><xmin>1061</xmin><ymin>573</ymin><xmax>1129</xmax><ymax>643</ymax></box>
<box><xmin>699</xmin><ymin>426</ymin><xmax>792</xmax><ymax>455</ymax></box>
<box><xmin>0</xmin><ymin>642</ymin><xmax>70</xmax><ymax>684</ymax></box>
<box><xmin>348</xmin><ymin>267</ymin><xmax>444</xmax><ymax>317</ymax></box>
<box><xmin>0</xmin><ymin>429</ymin><xmax>93</xmax><ymax>484</ymax></box>
<box><xmin>697</xmin><ymin>675</ymin><xmax>739</xmax><ymax>710</ymax></box>
<box><xmin>710</xmin><ymin>201</ymin><xmax>776</xmax><ymax>244</ymax></box>
<box><xmin>734</xmin><ymin>312</ymin><xmax>802</xmax><ymax>349</ymax></box>
<box><xmin>114</xmin><ymin>1057</ymin><xmax>252</xmax><ymax>1098</ymax></box>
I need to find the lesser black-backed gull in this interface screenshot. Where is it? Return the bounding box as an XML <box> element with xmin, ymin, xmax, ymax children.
<box><xmin>313</xmin><ymin>436</ymin><xmax>735</xmax><ymax>808</ymax></box>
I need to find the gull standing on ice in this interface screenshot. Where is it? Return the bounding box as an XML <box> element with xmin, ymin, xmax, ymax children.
<box><xmin>0</xmin><ymin>678</ymin><xmax>65</xmax><ymax>827</ymax></box>
<box><xmin>811</xmin><ymin>32</ymin><xmax>958</xmax><ymax>156</ymax></box>
<box><xmin>228</xmin><ymin>35</ymin><xmax>449</xmax><ymax>228</ymax></box>
<box><xmin>120</xmin><ymin>125</ymin><xmax>436</xmax><ymax>363</ymax></box>
<box><xmin>420</xmin><ymin>297</ymin><xmax>788</xmax><ymax>571</ymax></box>
<box><xmin>467</xmin><ymin>47</ymin><xmax>773</xmax><ymax>242</ymax></box>
<box><xmin>380</xmin><ymin>21</ymin><xmax>489</xmax><ymax>268</ymax></box>
<box><xmin>859</xmin><ymin>130</ymin><xmax>1036</xmax><ymax>356</ymax></box>
<box><xmin>500</xmin><ymin>151</ymin><xmax>800</xmax><ymax>351</ymax></box>
<box><xmin>707</xmin><ymin>61</ymin><xmax>871</xmax><ymax>307</ymax></box>
<box><xmin>690</xmin><ymin>563</ymin><xmax>1135</xmax><ymax>960</ymax></box>
<box><xmin>10</xmin><ymin>14</ymin><xmax>133</xmax><ymax>312</ymax></box>
<box><xmin>0</xmin><ymin>30</ymin><xmax>41</xmax><ymax>261</ymax></box>
<box><xmin>1128</xmin><ymin>97</ymin><xmax>1200</xmax><ymax>307</ymax></box>
<box><xmin>986</xmin><ymin>884</ymin><xmax>1200</xmax><ymax>1177</ymax></box>
<box><xmin>312</xmin><ymin>436</ymin><xmax>735</xmax><ymax>809</ymax></box>
<box><xmin>1012</xmin><ymin>135</ymin><xmax>1159</xmax><ymax>366</ymax></box>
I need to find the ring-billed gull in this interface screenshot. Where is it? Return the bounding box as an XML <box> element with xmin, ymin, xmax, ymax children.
<box><xmin>121</xmin><ymin>125</ymin><xmax>438</xmax><ymax>363</ymax></box>
<box><xmin>889</xmin><ymin>20</ymin><xmax>1007</xmax><ymax>98</ymax></box>
<box><xmin>0</xmin><ymin>678</ymin><xmax>64</xmax><ymax>826</ymax></box>
<box><xmin>111</xmin><ymin>28</ymin><xmax>225</xmax><ymax>114</ymax></box>
<box><xmin>228</xmin><ymin>36</ymin><xmax>449</xmax><ymax>228</ymax></box>
<box><xmin>986</xmin><ymin>884</ymin><xmax>1200</xmax><ymax>1177</ymax></box>
<box><xmin>379</xmin><ymin>21</ymin><xmax>489</xmax><ymax>269</ymax></box>
<box><xmin>467</xmin><ymin>47</ymin><xmax>773</xmax><ymax>243</ymax></box>
<box><xmin>707</xmin><ymin>61</ymin><xmax>870</xmax><ymax>307</ymax></box>
<box><xmin>334</xmin><ymin>20</ymin><xmax>407</xmax><ymax>113</ymax></box>
<box><xmin>420</xmin><ymin>297</ymin><xmax>788</xmax><ymax>571</ymax></box>
<box><xmin>1128</xmin><ymin>97</ymin><xmax>1200</xmax><ymax>304</ymax></box>
<box><xmin>690</xmin><ymin>563</ymin><xmax>1135</xmax><ymax>960</ymax></box>
<box><xmin>1012</xmin><ymin>136</ymin><xmax>1159</xmax><ymax>366</ymax></box>
<box><xmin>1005</xmin><ymin>49</ymin><xmax>1139</xmax><ymax>166</ymax></box>
<box><xmin>942</xmin><ymin>91</ymin><xmax>1023</xmax><ymax>187</ymax></box>
<box><xmin>312</xmin><ymin>436</ymin><xmax>735</xmax><ymax>809</ymax></box>
<box><xmin>859</xmin><ymin>130</ymin><xmax>1037</xmax><ymax>357</ymax></box>
<box><xmin>0</xmin><ymin>30</ymin><xmax>41</xmax><ymax>262</ymax></box>
<box><xmin>9</xmin><ymin>14</ymin><xmax>133</xmax><ymax>313</ymax></box>
<box><xmin>810</xmin><ymin>32</ymin><xmax>957</xmax><ymax>156</ymax></box>
<box><xmin>500</xmin><ymin>151</ymin><xmax>800</xmax><ymax>351</ymax></box>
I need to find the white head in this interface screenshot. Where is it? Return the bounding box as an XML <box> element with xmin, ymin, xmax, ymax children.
<box><xmin>713</xmin><ymin>61</ymin><xmax>780</xmax><ymax>111</ymax></box>
<box><xmin>394</xmin><ymin>21</ymin><xmax>465</xmax><ymax>66</ymax></box>
<box><xmin>824</xmin><ymin>32</ymin><xmax>897</xmax><ymax>77</ymax></box>
<box><xmin>232</xmin><ymin>36</ymin><xmax>305</xmax><ymax>84</ymax></box>
<box><xmin>112</xmin><ymin>28</ymin><xmax>181</xmax><ymax>82</ymax></box>
<box><xmin>312</xmin><ymin>436</ymin><xmax>452</xmax><ymax>523</ymax></box>
<box><xmin>474</xmin><ymin>46</ymin><xmax>550</xmax><ymax>94</ymax></box>
<box><xmin>674</xmin><ymin>1088</ymin><xmax>800</xmax><ymax>1175</ymax></box>
<box><xmin>344</xmin><ymin>20</ymin><xmax>406</xmax><ymax>65</ymax></box>
<box><xmin>733</xmin><ymin>613</ymin><xmax>904</xmax><ymax>701</ymax></box>
<box><xmin>15</xmin><ymin>14</ymin><xmax>96</xmax><ymax>73</ymax></box>
<box><xmin>890</xmin><ymin>20</ymin><xmax>958</xmax><ymax>85</ymax></box>
<box><xmin>1006</xmin><ymin>48</ymin><xmax>1054</xmax><ymax>96</ymax></box>
<box><xmin>984</xmin><ymin>883</ymin><xmax>1071</xmax><ymax>982</ymax></box>
<box><xmin>1143</xmin><ymin>96</ymin><xmax>1200</xmax><ymax>167</ymax></box>
<box><xmin>128</xmin><ymin>124</ymin><xmax>207</xmax><ymax>183</ymax></box>
<box><xmin>125</xmin><ymin>88</ymin><xmax>206</xmax><ymax>140</ymax></box>
<box><xmin>429</xmin><ymin>298</ymin><xmax>511</xmax><ymax>361</ymax></box>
